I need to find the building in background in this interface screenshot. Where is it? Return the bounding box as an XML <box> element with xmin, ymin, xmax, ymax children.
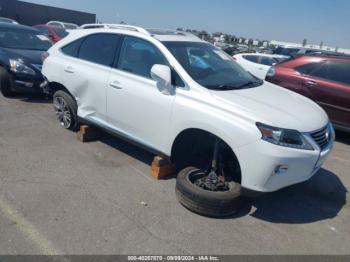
<box><xmin>0</xmin><ymin>0</ymin><xmax>96</xmax><ymax>26</ymax></box>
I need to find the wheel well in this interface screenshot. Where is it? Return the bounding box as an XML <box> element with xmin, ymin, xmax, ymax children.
<box><xmin>48</xmin><ymin>82</ymin><xmax>75</xmax><ymax>99</ymax></box>
<box><xmin>171</xmin><ymin>129</ymin><xmax>242</xmax><ymax>183</ymax></box>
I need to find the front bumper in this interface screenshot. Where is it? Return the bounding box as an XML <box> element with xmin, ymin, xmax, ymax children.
<box><xmin>236</xmin><ymin>129</ymin><xmax>334</xmax><ymax>193</ymax></box>
<box><xmin>10</xmin><ymin>72</ymin><xmax>47</xmax><ymax>94</ymax></box>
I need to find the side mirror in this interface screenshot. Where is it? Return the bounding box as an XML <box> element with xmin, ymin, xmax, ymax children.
<box><xmin>151</xmin><ymin>64</ymin><xmax>174</xmax><ymax>95</ymax></box>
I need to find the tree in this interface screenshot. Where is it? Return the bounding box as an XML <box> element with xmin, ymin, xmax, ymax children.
<box><xmin>320</xmin><ymin>41</ymin><xmax>324</xmax><ymax>49</ymax></box>
<box><xmin>302</xmin><ymin>38</ymin><xmax>307</xmax><ymax>47</ymax></box>
<box><xmin>176</xmin><ymin>27</ymin><xmax>184</xmax><ymax>31</ymax></box>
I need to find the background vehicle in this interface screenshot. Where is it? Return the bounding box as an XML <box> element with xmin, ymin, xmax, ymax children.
<box><xmin>46</xmin><ymin>21</ymin><xmax>78</xmax><ymax>30</ymax></box>
<box><xmin>42</xmin><ymin>26</ymin><xmax>334</xmax><ymax>217</ymax></box>
<box><xmin>272</xmin><ymin>46</ymin><xmax>337</xmax><ymax>58</ymax></box>
<box><xmin>0</xmin><ymin>17</ymin><xmax>18</xmax><ymax>24</ymax></box>
<box><xmin>266</xmin><ymin>55</ymin><xmax>350</xmax><ymax>131</ymax></box>
<box><xmin>233</xmin><ymin>53</ymin><xmax>289</xmax><ymax>79</ymax></box>
<box><xmin>0</xmin><ymin>23</ymin><xmax>52</xmax><ymax>96</ymax></box>
<box><xmin>33</xmin><ymin>25</ymin><xmax>69</xmax><ymax>43</ymax></box>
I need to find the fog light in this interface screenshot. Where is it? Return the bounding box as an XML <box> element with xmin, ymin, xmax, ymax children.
<box><xmin>274</xmin><ymin>165</ymin><xmax>288</xmax><ymax>175</ymax></box>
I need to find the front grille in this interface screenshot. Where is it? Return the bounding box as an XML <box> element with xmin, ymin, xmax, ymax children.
<box><xmin>31</xmin><ymin>64</ymin><xmax>42</xmax><ymax>71</ymax></box>
<box><xmin>310</xmin><ymin>125</ymin><xmax>330</xmax><ymax>150</ymax></box>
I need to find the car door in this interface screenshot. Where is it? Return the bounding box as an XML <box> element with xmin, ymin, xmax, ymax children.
<box><xmin>61</xmin><ymin>33</ymin><xmax>122</xmax><ymax>122</ymax></box>
<box><xmin>106</xmin><ymin>35</ymin><xmax>176</xmax><ymax>153</ymax></box>
<box><xmin>302</xmin><ymin>61</ymin><xmax>350</xmax><ymax>128</ymax></box>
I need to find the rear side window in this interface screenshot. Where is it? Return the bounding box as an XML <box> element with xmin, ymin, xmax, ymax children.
<box><xmin>61</xmin><ymin>38</ymin><xmax>84</xmax><ymax>57</ymax></box>
<box><xmin>117</xmin><ymin>36</ymin><xmax>167</xmax><ymax>78</ymax></box>
<box><xmin>295</xmin><ymin>63</ymin><xmax>320</xmax><ymax>75</ymax></box>
<box><xmin>243</xmin><ymin>55</ymin><xmax>259</xmax><ymax>63</ymax></box>
<box><xmin>328</xmin><ymin>62</ymin><xmax>350</xmax><ymax>85</ymax></box>
<box><xmin>78</xmin><ymin>33</ymin><xmax>121</xmax><ymax>67</ymax></box>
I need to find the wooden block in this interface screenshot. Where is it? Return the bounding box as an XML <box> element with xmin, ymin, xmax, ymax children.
<box><xmin>77</xmin><ymin>125</ymin><xmax>101</xmax><ymax>142</ymax></box>
<box><xmin>152</xmin><ymin>156</ymin><xmax>171</xmax><ymax>167</ymax></box>
<box><xmin>151</xmin><ymin>156</ymin><xmax>176</xmax><ymax>179</ymax></box>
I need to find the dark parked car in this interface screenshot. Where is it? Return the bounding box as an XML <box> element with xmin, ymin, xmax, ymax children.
<box><xmin>266</xmin><ymin>55</ymin><xmax>350</xmax><ymax>131</ymax></box>
<box><xmin>0</xmin><ymin>23</ymin><xmax>52</xmax><ymax>97</ymax></box>
<box><xmin>33</xmin><ymin>25</ymin><xmax>68</xmax><ymax>43</ymax></box>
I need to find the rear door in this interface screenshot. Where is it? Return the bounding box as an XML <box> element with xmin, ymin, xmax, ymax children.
<box><xmin>61</xmin><ymin>33</ymin><xmax>122</xmax><ymax>122</ymax></box>
<box><xmin>302</xmin><ymin>61</ymin><xmax>350</xmax><ymax>128</ymax></box>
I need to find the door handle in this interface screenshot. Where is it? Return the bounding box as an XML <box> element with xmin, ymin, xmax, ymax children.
<box><xmin>109</xmin><ymin>81</ymin><xmax>123</xmax><ymax>89</ymax></box>
<box><xmin>305</xmin><ymin>80</ymin><xmax>318</xmax><ymax>87</ymax></box>
<box><xmin>64</xmin><ymin>66</ymin><xmax>75</xmax><ymax>73</ymax></box>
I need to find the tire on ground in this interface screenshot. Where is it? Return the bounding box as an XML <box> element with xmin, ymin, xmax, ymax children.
<box><xmin>53</xmin><ymin>90</ymin><xmax>79</xmax><ymax>131</ymax></box>
<box><xmin>0</xmin><ymin>67</ymin><xmax>14</xmax><ymax>97</ymax></box>
<box><xmin>176</xmin><ymin>167</ymin><xmax>241</xmax><ymax>218</ymax></box>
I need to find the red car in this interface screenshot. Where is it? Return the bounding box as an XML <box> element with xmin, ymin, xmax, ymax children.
<box><xmin>33</xmin><ymin>24</ymin><xmax>68</xmax><ymax>43</ymax></box>
<box><xmin>266</xmin><ymin>55</ymin><xmax>350</xmax><ymax>131</ymax></box>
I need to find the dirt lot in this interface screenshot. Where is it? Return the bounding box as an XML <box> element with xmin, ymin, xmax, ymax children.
<box><xmin>0</xmin><ymin>94</ymin><xmax>349</xmax><ymax>255</ymax></box>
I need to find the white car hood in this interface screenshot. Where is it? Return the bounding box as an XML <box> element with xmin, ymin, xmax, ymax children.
<box><xmin>210</xmin><ymin>82</ymin><xmax>329</xmax><ymax>132</ymax></box>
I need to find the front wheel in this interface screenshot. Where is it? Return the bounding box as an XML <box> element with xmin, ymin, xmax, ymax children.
<box><xmin>176</xmin><ymin>167</ymin><xmax>241</xmax><ymax>218</ymax></box>
<box><xmin>0</xmin><ymin>67</ymin><xmax>14</xmax><ymax>97</ymax></box>
<box><xmin>53</xmin><ymin>90</ymin><xmax>79</xmax><ymax>131</ymax></box>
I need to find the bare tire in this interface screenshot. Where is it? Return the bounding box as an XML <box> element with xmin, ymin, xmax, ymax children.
<box><xmin>53</xmin><ymin>90</ymin><xmax>79</xmax><ymax>131</ymax></box>
<box><xmin>0</xmin><ymin>67</ymin><xmax>14</xmax><ymax>97</ymax></box>
<box><xmin>176</xmin><ymin>167</ymin><xmax>241</xmax><ymax>218</ymax></box>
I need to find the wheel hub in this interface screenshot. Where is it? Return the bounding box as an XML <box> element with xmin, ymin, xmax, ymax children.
<box><xmin>53</xmin><ymin>96</ymin><xmax>71</xmax><ymax>128</ymax></box>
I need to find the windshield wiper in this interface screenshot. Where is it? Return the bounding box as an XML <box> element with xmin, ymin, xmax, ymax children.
<box><xmin>235</xmin><ymin>80</ymin><xmax>263</xmax><ymax>89</ymax></box>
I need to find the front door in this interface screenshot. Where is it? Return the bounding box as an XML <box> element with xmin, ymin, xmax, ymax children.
<box><xmin>106</xmin><ymin>35</ymin><xmax>175</xmax><ymax>152</ymax></box>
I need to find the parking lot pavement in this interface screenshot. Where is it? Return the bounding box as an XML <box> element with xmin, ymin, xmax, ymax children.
<box><xmin>0</xmin><ymin>94</ymin><xmax>349</xmax><ymax>255</ymax></box>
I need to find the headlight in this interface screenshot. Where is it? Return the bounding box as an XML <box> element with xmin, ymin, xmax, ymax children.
<box><xmin>9</xmin><ymin>59</ymin><xmax>36</xmax><ymax>75</ymax></box>
<box><xmin>266</xmin><ymin>66</ymin><xmax>275</xmax><ymax>77</ymax></box>
<box><xmin>256</xmin><ymin>122</ymin><xmax>314</xmax><ymax>150</ymax></box>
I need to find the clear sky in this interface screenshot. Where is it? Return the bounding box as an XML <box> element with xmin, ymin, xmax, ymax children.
<box><xmin>25</xmin><ymin>0</ymin><xmax>350</xmax><ymax>48</ymax></box>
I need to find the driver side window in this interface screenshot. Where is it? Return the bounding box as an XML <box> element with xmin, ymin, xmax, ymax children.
<box><xmin>117</xmin><ymin>36</ymin><xmax>168</xmax><ymax>79</ymax></box>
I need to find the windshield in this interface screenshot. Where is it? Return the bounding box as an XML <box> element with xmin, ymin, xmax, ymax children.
<box><xmin>163</xmin><ymin>41</ymin><xmax>262</xmax><ymax>90</ymax></box>
<box><xmin>0</xmin><ymin>28</ymin><xmax>52</xmax><ymax>50</ymax></box>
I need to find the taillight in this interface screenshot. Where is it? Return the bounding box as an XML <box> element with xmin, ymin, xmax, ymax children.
<box><xmin>42</xmin><ymin>52</ymin><xmax>49</xmax><ymax>62</ymax></box>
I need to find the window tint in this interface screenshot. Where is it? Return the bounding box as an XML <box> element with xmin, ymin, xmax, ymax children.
<box><xmin>328</xmin><ymin>62</ymin><xmax>350</xmax><ymax>85</ymax></box>
<box><xmin>295</xmin><ymin>63</ymin><xmax>320</xmax><ymax>75</ymax></box>
<box><xmin>243</xmin><ymin>55</ymin><xmax>259</xmax><ymax>63</ymax></box>
<box><xmin>61</xmin><ymin>38</ymin><xmax>84</xmax><ymax>57</ymax></box>
<box><xmin>260</xmin><ymin>57</ymin><xmax>276</xmax><ymax>66</ymax></box>
<box><xmin>78</xmin><ymin>34</ymin><xmax>121</xmax><ymax>66</ymax></box>
<box><xmin>117</xmin><ymin>36</ymin><xmax>167</xmax><ymax>78</ymax></box>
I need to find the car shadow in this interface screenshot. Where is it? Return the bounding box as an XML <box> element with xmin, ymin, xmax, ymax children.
<box><xmin>335</xmin><ymin>130</ymin><xmax>350</xmax><ymax>145</ymax></box>
<box><xmin>99</xmin><ymin>133</ymin><xmax>155</xmax><ymax>166</ymax></box>
<box><xmin>82</xmin><ymin>128</ymin><xmax>347</xmax><ymax>224</ymax></box>
<box><xmin>248</xmin><ymin>168</ymin><xmax>347</xmax><ymax>224</ymax></box>
<box><xmin>3</xmin><ymin>93</ymin><xmax>51</xmax><ymax>104</ymax></box>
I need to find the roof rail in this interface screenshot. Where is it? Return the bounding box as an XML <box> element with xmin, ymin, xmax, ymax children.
<box><xmin>147</xmin><ymin>28</ymin><xmax>201</xmax><ymax>40</ymax></box>
<box><xmin>79</xmin><ymin>23</ymin><xmax>150</xmax><ymax>35</ymax></box>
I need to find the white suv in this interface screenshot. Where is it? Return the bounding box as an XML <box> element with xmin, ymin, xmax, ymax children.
<box><xmin>42</xmin><ymin>25</ymin><xmax>334</xmax><ymax>217</ymax></box>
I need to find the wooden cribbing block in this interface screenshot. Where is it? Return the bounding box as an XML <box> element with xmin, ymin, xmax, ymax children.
<box><xmin>151</xmin><ymin>156</ymin><xmax>176</xmax><ymax>179</ymax></box>
<box><xmin>77</xmin><ymin>125</ymin><xmax>101</xmax><ymax>142</ymax></box>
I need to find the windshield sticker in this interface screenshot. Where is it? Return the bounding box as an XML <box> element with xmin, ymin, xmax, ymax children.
<box><xmin>36</xmin><ymin>35</ymin><xmax>50</xmax><ymax>41</ymax></box>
